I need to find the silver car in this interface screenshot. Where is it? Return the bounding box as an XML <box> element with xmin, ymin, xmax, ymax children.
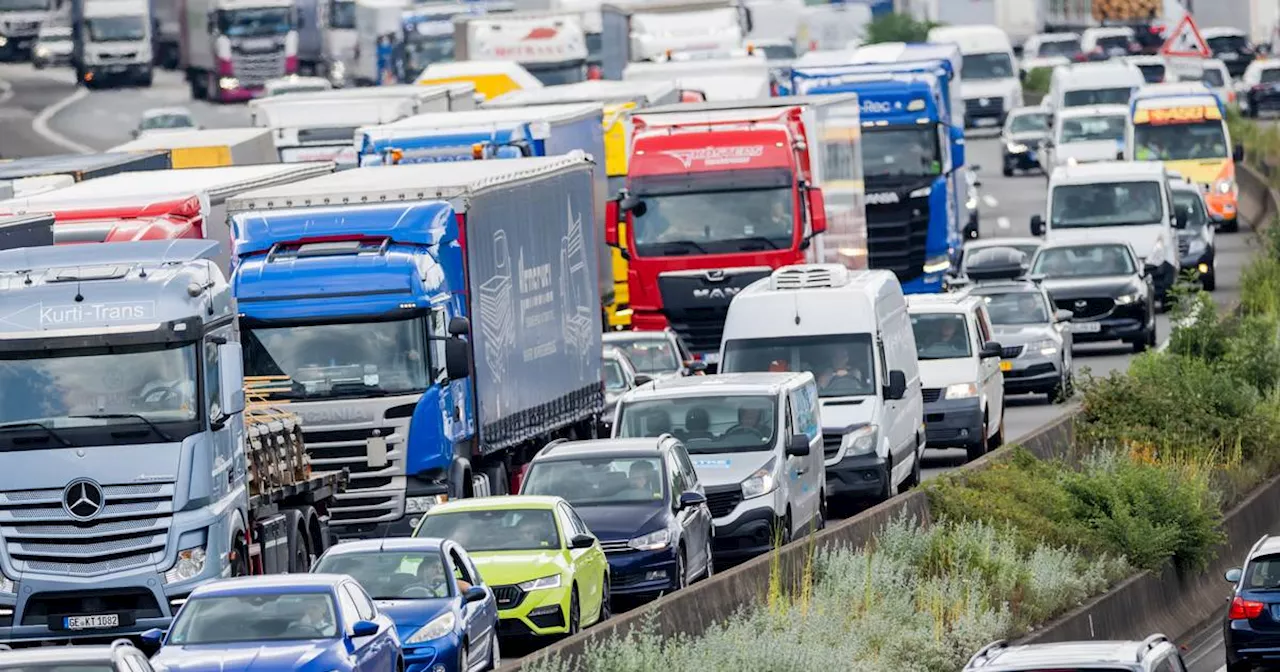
<box><xmin>968</xmin><ymin>280</ymin><xmax>1074</xmax><ymax>403</ymax></box>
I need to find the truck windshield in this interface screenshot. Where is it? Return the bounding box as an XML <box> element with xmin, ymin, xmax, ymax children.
<box><xmin>910</xmin><ymin>313</ymin><xmax>971</xmax><ymax>360</ymax></box>
<box><xmin>862</xmin><ymin>127</ymin><xmax>942</xmax><ymax>180</ymax></box>
<box><xmin>721</xmin><ymin>334</ymin><xmax>875</xmax><ymax>398</ymax></box>
<box><xmin>630</xmin><ymin>181</ymin><xmax>794</xmax><ymax>257</ymax></box>
<box><xmin>312</xmin><ymin>551</ymin><xmax>452</xmax><ymax>599</ymax></box>
<box><xmin>400</xmin><ymin>32</ymin><xmax>455</xmax><ymax>82</ymax></box>
<box><xmin>962</xmin><ymin>52</ymin><xmax>1015</xmax><ymax>80</ymax></box>
<box><xmin>328</xmin><ymin>0</ymin><xmax>355</xmax><ymax>29</ymax></box>
<box><xmin>526</xmin><ymin>62</ymin><xmax>587</xmax><ymax>86</ymax></box>
<box><xmin>0</xmin><ymin>0</ymin><xmax>48</xmax><ymax>10</ymax></box>
<box><xmin>1051</xmin><ymin>181</ymin><xmax>1164</xmax><ymax>228</ymax></box>
<box><xmin>1058</xmin><ymin>115</ymin><xmax>1125</xmax><ymax>143</ymax></box>
<box><xmin>1063</xmin><ymin>87</ymin><xmax>1132</xmax><ymax>107</ymax></box>
<box><xmin>1133</xmin><ymin>121</ymin><xmax>1228</xmax><ymax>160</ymax></box>
<box><xmin>216</xmin><ymin>7</ymin><xmax>292</xmax><ymax>37</ymax></box>
<box><xmin>616</xmin><ymin>395</ymin><xmax>778</xmax><ymax>454</ymax></box>
<box><xmin>86</xmin><ymin>15</ymin><xmax>145</xmax><ymax>41</ymax></box>
<box><xmin>0</xmin><ymin>343</ymin><xmax>198</xmax><ymax>435</ymax></box>
<box><xmin>415</xmin><ymin>508</ymin><xmax>561</xmax><ymax>551</ymax></box>
<box><xmin>168</xmin><ymin>593</ymin><xmax>339</xmax><ymax>644</ymax></box>
<box><xmin>242</xmin><ymin>317</ymin><xmax>430</xmax><ymax>400</ymax></box>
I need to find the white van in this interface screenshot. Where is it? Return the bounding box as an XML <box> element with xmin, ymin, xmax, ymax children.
<box><xmin>1041</xmin><ymin>104</ymin><xmax>1128</xmax><ymax>170</ymax></box>
<box><xmin>928</xmin><ymin>24</ymin><xmax>1023</xmax><ymax>128</ymax></box>
<box><xmin>611</xmin><ymin>372</ymin><xmax>825</xmax><ymax>562</ymax></box>
<box><xmin>1033</xmin><ymin>161</ymin><xmax>1183</xmax><ymax>305</ymax></box>
<box><xmin>906</xmin><ymin>293</ymin><xmax>1005</xmax><ymax>462</ymax></box>
<box><xmin>1047</xmin><ymin>61</ymin><xmax>1143</xmax><ymax>113</ymax></box>
<box><xmin>716</xmin><ymin>264</ymin><xmax>925</xmax><ymax>505</ymax></box>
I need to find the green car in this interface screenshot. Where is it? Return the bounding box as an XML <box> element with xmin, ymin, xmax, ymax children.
<box><xmin>413</xmin><ymin>495</ymin><xmax>610</xmax><ymax>637</ymax></box>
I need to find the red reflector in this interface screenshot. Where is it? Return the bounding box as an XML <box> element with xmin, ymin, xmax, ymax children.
<box><xmin>1230</xmin><ymin>596</ymin><xmax>1265</xmax><ymax>620</ymax></box>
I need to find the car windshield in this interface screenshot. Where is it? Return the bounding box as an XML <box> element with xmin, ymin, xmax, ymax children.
<box><xmin>313</xmin><ymin>551</ymin><xmax>451</xmax><ymax>600</ymax></box>
<box><xmin>1008</xmin><ymin>112</ymin><xmax>1049</xmax><ymax>133</ymax></box>
<box><xmin>243</xmin><ymin>317</ymin><xmax>430</xmax><ymax>401</ymax></box>
<box><xmin>1208</xmin><ymin>35</ymin><xmax>1249</xmax><ymax>53</ymax></box>
<box><xmin>1262</xmin><ymin>68</ymin><xmax>1280</xmax><ymax>84</ymax></box>
<box><xmin>1058</xmin><ymin>114</ymin><xmax>1125</xmax><ymax>143</ymax></box>
<box><xmin>0</xmin><ymin>343</ymin><xmax>198</xmax><ymax>433</ymax></box>
<box><xmin>1135</xmin><ymin>63</ymin><xmax>1165</xmax><ymax>83</ymax></box>
<box><xmin>608</xmin><ymin>337</ymin><xmax>679</xmax><ymax>374</ymax></box>
<box><xmin>862</xmin><ymin>127</ymin><xmax>942</xmax><ymax>180</ymax></box>
<box><xmin>603</xmin><ymin>359</ymin><xmax>628</xmax><ymax>391</ymax></box>
<box><xmin>630</xmin><ymin>187</ymin><xmax>794</xmax><ymax>257</ymax></box>
<box><xmin>142</xmin><ymin>113</ymin><xmax>193</xmax><ymax>130</ymax></box>
<box><xmin>963</xmin><ymin>52</ymin><xmax>1015</xmax><ymax>80</ymax></box>
<box><xmin>168</xmin><ymin>593</ymin><xmax>339</xmax><ymax>644</ymax></box>
<box><xmin>523</xmin><ymin>456</ymin><xmax>667</xmax><ymax>506</ymax></box>
<box><xmin>1037</xmin><ymin>38</ymin><xmax>1080</xmax><ymax>58</ymax></box>
<box><xmin>1202</xmin><ymin>68</ymin><xmax>1226</xmax><ymax>87</ymax></box>
<box><xmin>1063</xmin><ymin>87</ymin><xmax>1132</xmax><ymax>107</ymax></box>
<box><xmin>617</xmin><ymin>395</ymin><xmax>778</xmax><ymax>454</ymax></box>
<box><xmin>910</xmin><ymin>313</ymin><xmax>971</xmax><ymax>360</ymax></box>
<box><xmin>215</xmin><ymin>7</ymin><xmax>292</xmax><ymax>37</ymax></box>
<box><xmin>1050</xmin><ymin>181</ymin><xmax>1163</xmax><ymax>228</ymax></box>
<box><xmin>415</xmin><ymin>509</ymin><xmax>560</xmax><ymax>552</ymax></box>
<box><xmin>721</xmin><ymin>333</ymin><xmax>875</xmax><ymax>398</ymax></box>
<box><xmin>328</xmin><ymin>0</ymin><xmax>355</xmax><ymax>29</ymax></box>
<box><xmin>1032</xmin><ymin>245</ymin><xmax>1136</xmax><ymax>278</ymax></box>
<box><xmin>979</xmin><ymin>291</ymin><xmax>1051</xmax><ymax>325</ymax></box>
<box><xmin>1173</xmin><ymin>189</ymin><xmax>1210</xmax><ymax>229</ymax></box>
<box><xmin>1244</xmin><ymin>553</ymin><xmax>1280</xmax><ymax>589</ymax></box>
<box><xmin>1096</xmin><ymin>35</ymin><xmax>1131</xmax><ymax>51</ymax></box>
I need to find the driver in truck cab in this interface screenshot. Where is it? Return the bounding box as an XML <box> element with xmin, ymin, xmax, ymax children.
<box><xmin>818</xmin><ymin>346</ymin><xmax>868</xmax><ymax>392</ymax></box>
<box><xmin>729</xmin><ymin>401</ymin><xmax>773</xmax><ymax>437</ymax></box>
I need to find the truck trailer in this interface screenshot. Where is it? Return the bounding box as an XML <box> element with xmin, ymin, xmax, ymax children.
<box><xmin>108</xmin><ymin>127</ymin><xmax>279</xmax><ymax>168</ymax></box>
<box><xmin>223</xmin><ymin>153</ymin><xmax>605</xmax><ymax>537</ymax></box>
<box><xmin>0</xmin><ymin>212</ymin><xmax>53</xmax><ymax>249</ymax></box>
<box><xmin>0</xmin><ymin>238</ymin><xmax>345</xmax><ymax>643</ymax></box>
<box><xmin>0</xmin><ymin>151</ymin><xmax>172</xmax><ymax>182</ymax></box>
<box><xmin>180</xmin><ymin>0</ymin><xmax>299</xmax><ymax>102</ymax></box>
<box><xmin>612</xmin><ymin>95</ymin><xmax>866</xmax><ymax>366</ymax></box>
<box><xmin>71</xmin><ymin>0</ymin><xmax>155</xmax><ymax>87</ymax></box>
<box><xmin>599</xmin><ymin>0</ymin><xmax>752</xmax><ymax>79</ymax></box>
<box><xmin>249</xmin><ymin>96</ymin><xmax>427</xmax><ymax>166</ymax></box>
<box><xmin>453</xmin><ymin>11</ymin><xmax>589</xmax><ymax>87</ymax></box>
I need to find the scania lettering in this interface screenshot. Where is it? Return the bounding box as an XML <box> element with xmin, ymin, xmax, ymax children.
<box><xmin>610</xmin><ymin>95</ymin><xmax>866</xmax><ymax>368</ymax></box>
<box><xmin>180</xmin><ymin>0</ymin><xmax>300</xmax><ymax>102</ymax></box>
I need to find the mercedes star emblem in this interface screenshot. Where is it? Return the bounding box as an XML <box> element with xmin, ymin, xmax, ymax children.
<box><xmin>63</xmin><ymin>479</ymin><xmax>105</xmax><ymax>522</ymax></box>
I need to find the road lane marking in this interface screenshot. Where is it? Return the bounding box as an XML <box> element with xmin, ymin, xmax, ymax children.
<box><xmin>982</xmin><ymin>194</ymin><xmax>999</xmax><ymax>208</ymax></box>
<box><xmin>32</xmin><ymin>87</ymin><xmax>94</xmax><ymax>154</ymax></box>
<box><xmin>996</xmin><ymin>216</ymin><xmax>1011</xmax><ymax>230</ymax></box>
<box><xmin>0</xmin><ymin>78</ymin><xmax>12</xmax><ymax>107</ymax></box>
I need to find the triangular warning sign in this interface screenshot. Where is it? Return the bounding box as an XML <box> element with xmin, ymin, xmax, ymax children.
<box><xmin>1161</xmin><ymin>14</ymin><xmax>1211</xmax><ymax>58</ymax></box>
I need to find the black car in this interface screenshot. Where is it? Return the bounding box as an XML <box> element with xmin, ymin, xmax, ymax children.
<box><xmin>1030</xmin><ymin>241</ymin><xmax>1156</xmax><ymax>353</ymax></box>
<box><xmin>520</xmin><ymin>435</ymin><xmax>715</xmax><ymax>601</ymax></box>
<box><xmin>1170</xmin><ymin>180</ymin><xmax>1217</xmax><ymax>291</ymax></box>
<box><xmin>1223</xmin><ymin>535</ymin><xmax>1280</xmax><ymax>672</ymax></box>
<box><xmin>1205</xmin><ymin>28</ymin><xmax>1256</xmax><ymax>79</ymax></box>
<box><xmin>1001</xmin><ymin>107</ymin><xmax>1051</xmax><ymax>176</ymax></box>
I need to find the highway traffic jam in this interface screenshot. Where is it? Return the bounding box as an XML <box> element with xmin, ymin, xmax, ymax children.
<box><xmin>0</xmin><ymin>0</ymin><xmax>1272</xmax><ymax>669</ymax></box>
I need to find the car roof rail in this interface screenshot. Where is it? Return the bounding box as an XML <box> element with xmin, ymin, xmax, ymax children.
<box><xmin>535</xmin><ymin>438</ymin><xmax>572</xmax><ymax>459</ymax></box>
<box><xmin>656</xmin><ymin>432</ymin><xmax>677</xmax><ymax>446</ymax></box>
<box><xmin>965</xmin><ymin>640</ymin><xmax>1007</xmax><ymax>668</ymax></box>
<box><xmin>1136</xmin><ymin>634</ymin><xmax>1169</xmax><ymax>661</ymax></box>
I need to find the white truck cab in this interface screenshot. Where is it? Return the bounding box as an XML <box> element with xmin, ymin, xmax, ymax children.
<box><xmin>612</xmin><ymin>372</ymin><xmax>825</xmax><ymax>563</ymax></box>
<box><xmin>1047</xmin><ymin>61</ymin><xmax>1143</xmax><ymax>113</ymax></box>
<box><xmin>1033</xmin><ymin>161</ymin><xmax>1182</xmax><ymax>304</ymax></box>
<box><xmin>927</xmin><ymin>24</ymin><xmax>1023</xmax><ymax>128</ymax></box>
<box><xmin>1041</xmin><ymin>104</ymin><xmax>1128</xmax><ymax>171</ymax></box>
<box><xmin>716</xmin><ymin>264</ymin><xmax>925</xmax><ymax>506</ymax></box>
<box><xmin>906</xmin><ymin>293</ymin><xmax>1005</xmax><ymax>462</ymax></box>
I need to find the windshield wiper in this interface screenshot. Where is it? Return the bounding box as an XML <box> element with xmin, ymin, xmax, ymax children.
<box><xmin>659</xmin><ymin>239</ymin><xmax>710</xmax><ymax>254</ymax></box>
<box><xmin>730</xmin><ymin>236</ymin><xmax>781</xmax><ymax>250</ymax></box>
<box><xmin>0</xmin><ymin>421</ymin><xmax>71</xmax><ymax>446</ymax></box>
<box><xmin>69</xmin><ymin>414</ymin><xmax>175</xmax><ymax>441</ymax></box>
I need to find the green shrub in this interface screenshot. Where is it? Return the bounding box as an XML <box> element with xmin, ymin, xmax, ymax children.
<box><xmin>1023</xmin><ymin>67</ymin><xmax>1052</xmax><ymax>96</ymax></box>
<box><xmin>864</xmin><ymin>13</ymin><xmax>940</xmax><ymax>44</ymax></box>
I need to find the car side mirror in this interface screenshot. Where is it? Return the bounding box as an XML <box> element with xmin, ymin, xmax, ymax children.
<box><xmin>351</xmin><ymin>620</ymin><xmax>379</xmax><ymax>638</ymax></box>
<box><xmin>808</xmin><ymin>186</ymin><xmax>827</xmax><ymax>234</ymax></box>
<box><xmin>980</xmin><ymin>341</ymin><xmax>1003</xmax><ymax>358</ymax></box>
<box><xmin>677</xmin><ymin>490</ymin><xmax>706</xmax><ymax>509</ymax></box>
<box><xmin>785</xmin><ymin>433</ymin><xmax>810</xmax><ymax>456</ymax></box>
<box><xmin>1175</xmin><ymin>206</ymin><xmax>1189</xmax><ymax>229</ymax></box>
<box><xmin>1030</xmin><ymin>214</ymin><xmax>1045</xmax><ymax>236</ymax></box>
<box><xmin>1055</xmin><ymin>309</ymin><xmax>1073</xmax><ymax>322</ymax></box>
<box><xmin>883</xmin><ymin>369</ymin><xmax>907</xmax><ymax>400</ymax></box>
<box><xmin>632</xmin><ymin>373</ymin><xmax>653</xmax><ymax>387</ymax></box>
<box><xmin>445</xmin><ymin>337</ymin><xmax>470</xmax><ymax>380</ymax></box>
<box><xmin>570</xmin><ymin>533</ymin><xmax>595</xmax><ymax>549</ymax></box>
<box><xmin>131</xmin><ymin>129</ymin><xmax>139</xmax><ymax>138</ymax></box>
<box><xmin>1143</xmin><ymin>262</ymin><xmax>1158</xmax><ymax>277</ymax></box>
<box><xmin>1226</xmin><ymin>567</ymin><xmax>1243</xmax><ymax>583</ymax></box>
<box><xmin>218</xmin><ymin>343</ymin><xmax>246</xmax><ymax>417</ymax></box>
<box><xmin>140</xmin><ymin>628</ymin><xmax>165</xmax><ymax>646</ymax></box>
<box><xmin>463</xmin><ymin>586</ymin><xmax>488</xmax><ymax>602</ymax></box>
<box><xmin>970</xmin><ymin>164</ymin><xmax>981</xmax><ymax>172</ymax></box>
<box><xmin>1234</xmin><ymin>144</ymin><xmax>1245</xmax><ymax>161</ymax></box>
<box><xmin>620</xmin><ymin>193</ymin><xmax>646</xmax><ymax>218</ymax></box>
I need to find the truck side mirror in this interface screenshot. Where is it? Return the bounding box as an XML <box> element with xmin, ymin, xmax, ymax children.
<box><xmin>883</xmin><ymin>369</ymin><xmax>907</xmax><ymax>400</ymax></box>
<box><xmin>445</xmin><ymin>338</ymin><xmax>470</xmax><ymax>380</ymax></box>
<box><xmin>1030</xmin><ymin>214</ymin><xmax>1045</xmax><ymax>236</ymax></box>
<box><xmin>605</xmin><ymin>199</ymin><xmax>620</xmax><ymax>247</ymax></box>
<box><xmin>218</xmin><ymin>343</ymin><xmax>246</xmax><ymax>417</ymax></box>
<box><xmin>950</xmin><ymin>125</ymin><xmax>966</xmax><ymax>170</ymax></box>
<box><xmin>808</xmin><ymin>187</ymin><xmax>827</xmax><ymax>234</ymax></box>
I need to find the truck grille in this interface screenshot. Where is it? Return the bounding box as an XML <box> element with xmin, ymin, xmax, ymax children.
<box><xmin>866</xmin><ymin>195</ymin><xmax>930</xmax><ymax>284</ymax></box>
<box><xmin>665</xmin><ymin>309</ymin><xmax>727</xmax><ymax>355</ymax></box>
<box><xmin>822</xmin><ymin>432</ymin><xmax>843</xmax><ymax>460</ymax></box>
<box><xmin>704</xmin><ymin>485</ymin><xmax>742</xmax><ymax>519</ymax></box>
<box><xmin>965</xmin><ymin>97</ymin><xmax>1005</xmax><ymax>119</ymax></box>
<box><xmin>302</xmin><ymin>421</ymin><xmax>408</xmax><ymax>526</ymax></box>
<box><xmin>232</xmin><ymin>52</ymin><xmax>287</xmax><ymax>86</ymax></box>
<box><xmin>0</xmin><ymin>483</ymin><xmax>173</xmax><ymax>577</ymax></box>
<box><xmin>922</xmin><ymin>388</ymin><xmax>942</xmax><ymax>403</ymax></box>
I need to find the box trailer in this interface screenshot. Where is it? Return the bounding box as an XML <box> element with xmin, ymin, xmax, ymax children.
<box><xmin>0</xmin><ymin>151</ymin><xmax>172</xmax><ymax>182</ymax></box>
<box><xmin>109</xmin><ymin>128</ymin><xmax>279</xmax><ymax>168</ymax></box>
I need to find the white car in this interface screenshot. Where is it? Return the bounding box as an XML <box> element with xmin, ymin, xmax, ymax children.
<box><xmin>132</xmin><ymin>107</ymin><xmax>198</xmax><ymax>139</ymax></box>
<box><xmin>1236</xmin><ymin>59</ymin><xmax>1280</xmax><ymax>117</ymax></box>
<box><xmin>1196</xmin><ymin>58</ymin><xmax>1234</xmax><ymax>108</ymax></box>
<box><xmin>1122</xmin><ymin>55</ymin><xmax>1169</xmax><ymax>84</ymax></box>
<box><xmin>1040</xmin><ymin>104</ymin><xmax>1127</xmax><ymax>171</ymax></box>
<box><xmin>906</xmin><ymin>293</ymin><xmax>1005</xmax><ymax>462</ymax></box>
<box><xmin>1080</xmin><ymin>26</ymin><xmax>1138</xmax><ymax>59</ymax></box>
<box><xmin>31</xmin><ymin>24</ymin><xmax>71</xmax><ymax>69</ymax></box>
<box><xmin>1020</xmin><ymin>32</ymin><xmax>1081</xmax><ymax>74</ymax></box>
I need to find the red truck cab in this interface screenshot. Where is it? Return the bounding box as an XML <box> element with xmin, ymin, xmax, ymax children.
<box><xmin>0</xmin><ymin>195</ymin><xmax>205</xmax><ymax>245</ymax></box>
<box><xmin>605</xmin><ymin>97</ymin><xmax>864</xmax><ymax>367</ymax></box>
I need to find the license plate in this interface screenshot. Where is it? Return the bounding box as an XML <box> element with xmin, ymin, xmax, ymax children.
<box><xmin>1072</xmin><ymin>321</ymin><xmax>1102</xmax><ymax>333</ymax></box>
<box><xmin>366</xmin><ymin>436</ymin><xmax>388</xmax><ymax>468</ymax></box>
<box><xmin>1221</xmin><ymin>52</ymin><xmax>1238</xmax><ymax>60</ymax></box>
<box><xmin>999</xmin><ymin>360</ymin><xmax>1013</xmax><ymax>372</ymax></box>
<box><xmin>975</xmin><ymin>118</ymin><xmax>998</xmax><ymax>127</ymax></box>
<box><xmin>702</xmin><ymin>353</ymin><xmax>720</xmax><ymax>365</ymax></box>
<box><xmin>64</xmin><ymin>614</ymin><xmax>119</xmax><ymax>630</ymax></box>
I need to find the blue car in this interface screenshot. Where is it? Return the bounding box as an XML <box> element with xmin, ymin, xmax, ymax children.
<box><xmin>313</xmin><ymin>538</ymin><xmax>501</xmax><ymax>672</ymax></box>
<box><xmin>144</xmin><ymin>575</ymin><xmax>401</xmax><ymax>672</ymax></box>
<box><xmin>1223</xmin><ymin>534</ymin><xmax>1280</xmax><ymax>672</ymax></box>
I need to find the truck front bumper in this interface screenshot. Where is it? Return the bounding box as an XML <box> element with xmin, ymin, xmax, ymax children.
<box><xmin>923</xmin><ymin>397</ymin><xmax>983</xmax><ymax>449</ymax></box>
<box><xmin>84</xmin><ymin>63</ymin><xmax>149</xmax><ymax>81</ymax></box>
<box><xmin>826</xmin><ymin>451</ymin><xmax>889</xmax><ymax>499</ymax></box>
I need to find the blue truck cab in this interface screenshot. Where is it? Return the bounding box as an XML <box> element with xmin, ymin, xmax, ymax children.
<box><xmin>789</xmin><ymin>69</ymin><xmax>964</xmax><ymax>293</ymax></box>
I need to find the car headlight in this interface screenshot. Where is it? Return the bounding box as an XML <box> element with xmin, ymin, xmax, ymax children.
<box><xmin>405</xmin><ymin>611</ymin><xmax>455</xmax><ymax>644</ymax></box>
<box><xmin>628</xmin><ymin>529</ymin><xmax>671</xmax><ymax>551</ymax></box>
<box><xmin>1025</xmin><ymin>338</ymin><xmax>1058</xmax><ymax>356</ymax></box>
<box><xmin>1147</xmin><ymin>239</ymin><xmax>1166</xmax><ymax>264</ymax></box>
<box><xmin>841</xmin><ymin>424</ymin><xmax>878</xmax><ymax>456</ymax></box>
<box><xmin>1187</xmin><ymin>238</ymin><xmax>1208</xmax><ymax>256</ymax></box>
<box><xmin>944</xmin><ymin>383</ymin><xmax>979</xmax><ymax>399</ymax></box>
<box><xmin>741</xmin><ymin>458</ymin><xmax>778</xmax><ymax>500</ymax></box>
<box><xmin>0</xmin><ymin>573</ymin><xmax>14</xmax><ymax>594</ymax></box>
<box><xmin>909</xmin><ymin>186</ymin><xmax>931</xmax><ymax>198</ymax></box>
<box><xmin>517</xmin><ymin>574</ymin><xmax>562</xmax><ymax>591</ymax></box>
<box><xmin>1115</xmin><ymin>292</ymin><xmax>1141</xmax><ymax>305</ymax></box>
<box><xmin>34</xmin><ymin>46</ymin><xmax>47</xmax><ymax>57</ymax></box>
<box><xmin>163</xmin><ymin>546</ymin><xmax>206</xmax><ymax>584</ymax></box>
<box><xmin>1007</xmin><ymin>142</ymin><xmax>1028</xmax><ymax>153</ymax></box>
<box><xmin>966</xmin><ymin>197</ymin><xmax>978</xmax><ymax>210</ymax></box>
<box><xmin>1216</xmin><ymin>179</ymin><xmax>1234</xmax><ymax>194</ymax></box>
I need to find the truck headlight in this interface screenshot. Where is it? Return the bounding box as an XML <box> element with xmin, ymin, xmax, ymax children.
<box><xmin>405</xmin><ymin>495</ymin><xmax>448</xmax><ymax>514</ymax></box>
<box><xmin>0</xmin><ymin>37</ymin><xmax>8</xmax><ymax>47</ymax></box>
<box><xmin>163</xmin><ymin>546</ymin><xmax>207</xmax><ymax>584</ymax></box>
<box><xmin>405</xmin><ymin>611</ymin><xmax>455</xmax><ymax>644</ymax></box>
<box><xmin>1215</xmin><ymin>179</ymin><xmax>1235</xmax><ymax>194</ymax></box>
<box><xmin>218</xmin><ymin>77</ymin><xmax>239</xmax><ymax>90</ymax></box>
<box><xmin>909</xmin><ymin>186</ymin><xmax>932</xmax><ymax>198</ymax></box>
<box><xmin>517</xmin><ymin>574</ymin><xmax>562</xmax><ymax>592</ymax></box>
<box><xmin>741</xmin><ymin>458</ymin><xmax>778</xmax><ymax>500</ymax></box>
<box><xmin>0</xmin><ymin>574</ymin><xmax>14</xmax><ymax>594</ymax></box>
<box><xmin>34</xmin><ymin>46</ymin><xmax>47</xmax><ymax>58</ymax></box>
<box><xmin>1007</xmin><ymin>142</ymin><xmax>1028</xmax><ymax>153</ymax></box>
<box><xmin>944</xmin><ymin>383</ymin><xmax>979</xmax><ymax>399</ymax></box>
<box><xmin>628</xmin><ymin>529</ymin><xmax>671</xmax><ymax>551</ymax></box>
<box><xmin>842</xmin><ymin>424</ymin><xmax>877</xmax><ymax>456</ymax></box>
<box><xmin>923</xmin><ymin>254</ymin><xmax>952</xmax><ymax>274</ymax></box>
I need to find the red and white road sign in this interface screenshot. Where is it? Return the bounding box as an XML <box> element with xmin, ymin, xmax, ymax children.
<box><xmin>1161</xmin><ymin>14</ymin><xmax>1212</xmax><ymax>58</ymax></box>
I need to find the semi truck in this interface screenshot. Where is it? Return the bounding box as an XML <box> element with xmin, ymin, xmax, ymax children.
<box><xmin>180</xmin><ymin>0</ymin><xmax>299</xmax><ymax>102</ymax></box>
<box><xmin>610</xmin><ymin>95</ymin><xmax>866</xmax><ymax>367</ymax></box>
<box><xmin>223</xmin><ymin>153</ymin><xmax>605</xmax><ymax>537</ymax></box>
<box><xmin>394</xmin><ymin>2</ymin><xmax>494</xmax><ymax>84</ymax></box>
<box><xmin>0</xmin><ymin>238</ymin><xmax>346</xmax><ymax>643</ymax></box>
<box><xmin>0</xmin><ymin>0</ymin><xmax>52</xmax><ymax>60</ymax></box>
<box><xmin>453</xmin><ymin>12</ymin><xmax>589</xmax><ymax>87</ymax></box>
<box><xmin>0</xmin><ymin>163</ymin><xmax>335</xmax><ymax>270</ymax></box>
<box><xmin>598</xmin><ymin>0</ymin><xmax>752</xmax><ymax>79</ymax></box>
<box><xmin>109</xmin><ymin>127</ymin><xmax>279</xmax><ymax>168</ymax></box>
<box><xmin>70</xmin><ymin>0</ymin><xmax>154</xmax><ymax>87</ymax></box>
<box><xmin>0</xmin><ymin>151</ymin><xmax>171</xmax><ymax>182</ymax></box>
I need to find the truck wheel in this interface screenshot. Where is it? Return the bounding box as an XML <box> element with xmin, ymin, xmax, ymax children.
<box><xmin>231</xmin><ymin>539</ymin><xmax>250</xmax><ymax>577</ymax></box>
<box><xmin>448</xmin><ymin>457</ymin><xmax>472</xmax><ymax>500</ymax></box>
<box><xmin>137</xmin><ymin>69</ymin><xmax>153</xmax><ymax>87</ymax></box>
<box><xmin>483</xmin><ymin>463</ymin><xmax>509</xmax><ymax>496</ymax></box>
<box><xmin>288</xmin><ymin>518</ymin><xmax>310</xmax><ymax>573</ymax></box>
<box><xmin>188</xmin><ymin>70</ymin><xmax>204</xmax><ymax>100</ymax></box>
